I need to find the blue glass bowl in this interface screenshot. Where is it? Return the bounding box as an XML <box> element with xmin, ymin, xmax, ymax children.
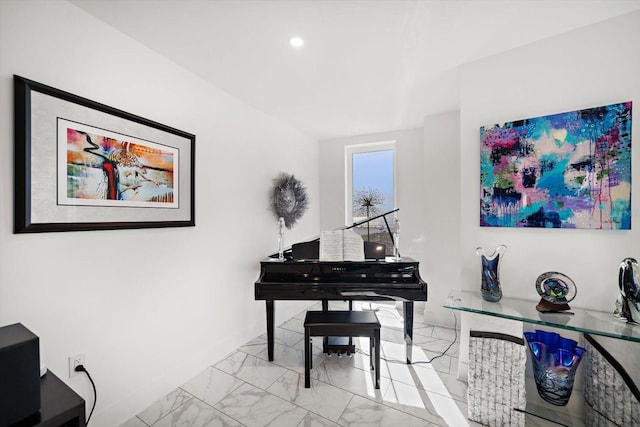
<box><xmin>524</xmin><ymin>330</ymin><xmax>586</xmax><ymax>406</ymax></box>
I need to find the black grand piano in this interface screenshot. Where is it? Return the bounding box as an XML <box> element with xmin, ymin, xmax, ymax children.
<box><xmin>255</xmin><ymin>209</ymin><xmax>427</xmax><ymax>363</ymax></box>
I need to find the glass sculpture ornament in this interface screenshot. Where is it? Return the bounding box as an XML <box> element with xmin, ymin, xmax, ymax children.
<box><xmin>524</xmin><ymin>330</ymin><xmax>586</xmax><ymax>406</ymax></box>
<box><xmin>277</xmin><ymin>217</ymin><xmax>285</xmax><ymax>262</ymax></box>
<box><xmin>476</xmin><ymin>245</ymin><xmax>506</xmax><ymax>302</ymax></box>
<box><xmin>535</xmin><ymin>272</ymin><xmax>577</xmax><ymax>313</ymax></box>
<box><xmin>614</xmin><ymin>257</ymin><xmax>640</xmax><ymax>323</ymax></box>
<box><xmin>393</xmin><ymin>218</ymin><xmax>400</xmax><ymax>261</ymax></box>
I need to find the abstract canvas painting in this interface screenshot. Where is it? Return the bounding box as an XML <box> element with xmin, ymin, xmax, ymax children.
<box><xmin>480</xmin><ymin>102</ymin><xmax>632</xmax><ymax>229</ymax></box>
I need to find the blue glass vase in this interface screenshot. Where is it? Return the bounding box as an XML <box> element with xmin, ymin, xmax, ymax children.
<box><xmin>524</xmin><ymin>330</ymin><xmax>586</xmax><ymax>406</ymax></box>
<box><xmin>476</xmin><ymin>245</ymin><xmax>506</xmax><ymax>302</ymax></box>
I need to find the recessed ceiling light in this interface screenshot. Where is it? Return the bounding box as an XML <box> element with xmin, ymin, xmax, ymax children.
<box><xmin>289</xmin><ymin>37</ymin><xmax>304</xmax><ymax>48</ymax></box>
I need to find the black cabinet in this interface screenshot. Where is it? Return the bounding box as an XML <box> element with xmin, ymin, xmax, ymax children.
<box><xmin>12</xmin><ymin>370</ymin><xmax>85</xmax><ymax>427</ymax></box>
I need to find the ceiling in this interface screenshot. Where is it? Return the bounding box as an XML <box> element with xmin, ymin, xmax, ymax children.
<box><xmin>69</xmin><ymin>0</ymin><xmax>640</xmax><ymax>140</ymax></box>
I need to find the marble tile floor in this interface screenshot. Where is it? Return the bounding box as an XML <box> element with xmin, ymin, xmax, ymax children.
<box><xmin>120</xmin><ymin>302</ymin><xmax>481</xmax><ymax>427</ymax></box>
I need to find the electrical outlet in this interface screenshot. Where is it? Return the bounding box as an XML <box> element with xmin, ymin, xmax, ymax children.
<box><xmin>68</xmin><ymin>353</ymin><xmax>85</xmax><ymax>378</ymax></box>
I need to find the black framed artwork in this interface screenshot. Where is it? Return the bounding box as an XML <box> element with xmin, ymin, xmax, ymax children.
<box><xmin>14</xmin><ymin>75</ymin><xmax>195</xmax><ymax>233</ymax></box>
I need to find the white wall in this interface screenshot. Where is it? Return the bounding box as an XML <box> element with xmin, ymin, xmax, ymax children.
<box><xmin>0</xmin><ymin>1</ymin><xmax>318</xmax><ymax>425</ymax></box>
<box><xmin>422</xmin><ymin>111</ymin><xmax>460</xmax><ymax>326</ymax></box>
<box><xmin>460</xmin><ymin>10</ymin><xmax>640</xmax><ymax>311</ymax></box>
<box><xmin>454</xmin><ymin>10</ymin><xmax>640</xmax><ymax>412</ymax></box>
<box><xmin>318</xmin><ymin>128</ymin><xmax>427</xmax><ymax>309</ymax></box>
<box><xmin>319</xmin><ymin>127</ymin><xmax>424</xmax><ymax>244</ymax></box>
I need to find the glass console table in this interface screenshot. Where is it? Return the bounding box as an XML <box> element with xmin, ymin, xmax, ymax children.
<box><xmin>444</xmin><ymin>289</ymin><xmax>640</xmax><ymax>343</ymax></box>
<box><xmin>444</xmin><ymin>290</ymin><xmax>640</xmax><ymax>426</ymax></box>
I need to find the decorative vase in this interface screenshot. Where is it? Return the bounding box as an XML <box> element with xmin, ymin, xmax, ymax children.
<box><xmin>524</xmin><ymin>330</ymin><xmax>585</xmax><ymax>406</ymax></box>
<box><xmin>614</xmin><ymin>257</ymin><xmax>640</xmax><ymax>323</ymax></box>
<box><xmin>476</xmin><ymin>245</ymin><xmax>506</xmax><ymax>302</ymax></box>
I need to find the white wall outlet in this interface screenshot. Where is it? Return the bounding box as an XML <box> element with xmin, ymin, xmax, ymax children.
<box><xmin>68</xmin><ymin>353</ymin><xmax>85</xmax><ymax>378</ymax></box>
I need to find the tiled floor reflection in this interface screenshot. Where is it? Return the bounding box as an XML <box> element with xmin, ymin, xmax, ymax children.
<box><xmin>121</xmin><ymin>302</ymin><xmax>477</xmax><ymax>427</ymax></box>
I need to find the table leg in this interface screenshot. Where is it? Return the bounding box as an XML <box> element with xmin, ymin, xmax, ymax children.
<box><xmin>266</xmin><ymin>300</ymin><xmax>274</xmax><ymax>361</ymax></box>
<box><xmin>403</xmin><ymin>301</ymin><xmax>414</xmax><ymax>364</ymax></box>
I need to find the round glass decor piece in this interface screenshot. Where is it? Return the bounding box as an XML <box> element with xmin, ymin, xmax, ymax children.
<box><xmin>536</xmin><ymin>272</ymin><xmax>577</xmax><ymax>304</ymax></box>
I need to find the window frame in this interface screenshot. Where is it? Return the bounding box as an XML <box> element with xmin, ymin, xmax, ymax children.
<box><xmin>344</xmin><ymin>140</ymin><xmax>397</xmax><ymax>225</ymax></box>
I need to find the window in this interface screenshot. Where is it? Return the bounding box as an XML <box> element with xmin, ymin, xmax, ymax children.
<box><xmin>345</xmin><ymin>141</ymin><xmax>396</xmax><ymax>251</ymax></box>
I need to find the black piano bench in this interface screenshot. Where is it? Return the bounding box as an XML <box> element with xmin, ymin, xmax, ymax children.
<box><xmin>303</xmin><ymin>310</ymin><xmax>380</xmax><ymax>389</ymax></box>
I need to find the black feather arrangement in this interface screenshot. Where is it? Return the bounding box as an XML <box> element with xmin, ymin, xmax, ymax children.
<box><xmin>271</xmin><ymin>172</ymin><xmax>309</xmax><ymax>229</ymax></box>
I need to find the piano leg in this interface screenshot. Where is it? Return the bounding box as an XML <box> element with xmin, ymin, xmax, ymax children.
<box><xmin>322</xmin><ymin>300</ymin><xmax>328</xmax><ymax>353</ymax></box>
<box><xmin>266</xmin><ymin>300</ymin><xmax>274</xmax><ymax>361</ymax></box>
<box><xmin>348</xmin><ymin>300</ymin><xmax>353</xmax><ymax>351</ymax></box>
<box><xmin>403</xmin><ymin>301</ymin><xmax>414</xmax><ymax>364</ymax></box>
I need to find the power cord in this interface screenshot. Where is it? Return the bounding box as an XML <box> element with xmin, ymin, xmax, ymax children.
<box><xmin>355</xmin><ymin>311</ymin><xmax>458</xmax><ymax>365</ymax></box>
<box><xmin>410</xmin><ymin>310</ymin><xmax>458</xmax><ymax>365</ymax></box>
<box><xmin>74</xmin><ymin>365</ymin><xmax>97</xmax><ymax>425</ymax></box>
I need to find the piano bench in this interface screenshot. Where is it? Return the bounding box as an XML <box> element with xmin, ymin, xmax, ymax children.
<box><xmin>303</xmin><ymin>310</ymin><xmax>380</xmax><ymax>389</ymax></box>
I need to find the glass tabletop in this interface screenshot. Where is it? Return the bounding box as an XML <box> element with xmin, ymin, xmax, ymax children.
<box><xmin>444</xmin><ymin>290</ymin><xmax>640</xmax><ymax>343</ymax></box>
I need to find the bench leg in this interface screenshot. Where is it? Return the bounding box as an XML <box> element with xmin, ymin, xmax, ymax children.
<box><xmin>304</xmin><ymin>327</ymin><xmax>311</xmax><ymax>388</ymax></box>
<box><xmin>369</xmin><ymin>335</ymin><xmax>374</xmax><ymax>370</ymax></box>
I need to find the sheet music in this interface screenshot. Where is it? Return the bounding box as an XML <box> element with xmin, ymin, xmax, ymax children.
<box><xmin>342</xmin><ymin>229</ymin><xmax>364</xmax><ymax>261</ymax></box>
<box><xmin>319</xmin><ymin>230</ymin><xmax>344</xmax><ymax>261</ymax></box>
<box><xmin>319</xmin><ymin>229</ymin><xmax>364</xmax><ymax>261</ymax></box>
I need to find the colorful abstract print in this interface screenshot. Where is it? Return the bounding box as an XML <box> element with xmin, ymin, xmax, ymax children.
<box><xmin>62</xmin><ymin>120</ymin><xmax>177</xmax><ymax>208</ymax></box>
<box><xmin>480</xmin><ymin>102</ymin><xmax>632</xmax><ymax>229</ymax></box>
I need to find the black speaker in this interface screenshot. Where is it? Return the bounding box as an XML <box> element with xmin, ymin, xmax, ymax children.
<box><xmin>0</xmin><ymin>323</ymin><xmax>40</xmax><ymax>427</ymax></box>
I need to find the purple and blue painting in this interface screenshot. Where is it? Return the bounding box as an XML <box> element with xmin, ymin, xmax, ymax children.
<box><xmin>480</xmin><ymin>102</ymin><xmax>632</xmax><ymax>229</ymax></box>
